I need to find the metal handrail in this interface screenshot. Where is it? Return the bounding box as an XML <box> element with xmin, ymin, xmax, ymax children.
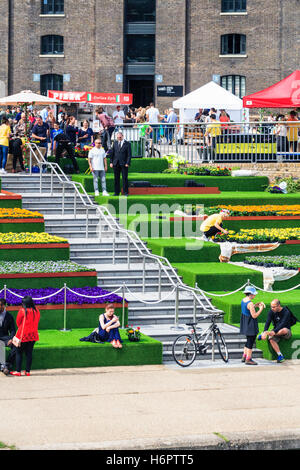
<box><xmin>27</xmin><ymin>142</ymin><xmax>220</xmax><ymax>314</ymax></box>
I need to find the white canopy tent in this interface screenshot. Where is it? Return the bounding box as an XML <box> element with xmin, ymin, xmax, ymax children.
<box><xmin>173</xmin><ymin>81</ymin><xmax>248</xmax><ymax>123</ymax></box>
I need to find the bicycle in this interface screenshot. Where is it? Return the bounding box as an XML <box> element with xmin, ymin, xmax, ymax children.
<box><xmin>172</xmin><ymin>313</ymin><xmax>229</xmax><ymax>367</ymax></box>
<box><xmin>144</xmin><ymin>138</ymin><xmax>161</xmax><ymax>158</ymax></box>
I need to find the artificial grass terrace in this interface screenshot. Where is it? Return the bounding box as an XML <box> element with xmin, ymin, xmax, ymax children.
<box><xmin>8</xmin><ymin>329</ymin><xmax>162</xmax><ymax>369</ymax></box>
<box><xmin>8</xmin><ymin>306</ymin><xmax>128</xmax><ymax>330</ymax></box>
<box><xmin>143</xmin><ymin>238</ymin><xmax>300</xmax><ymax>263</ymax></box>
<box><xmin>53</xmin><ymin>156</ymin><xmax>169</xmax><ymax>176</ymax></box>
<box><xmin>72</xmin><ymin>173</ymin><xmax>269</xmax><ymax>193</ymax></box>
<box><xmin>94</xmin><ymin>192</ymin><xmax>300</xmax><ymax>214</ymax></box>
<box><xmin>172</xmin><ymin>262</ymin><xmax>264</xmax><ymax>292</ymax></box>
<box><xmin>122</xmin><ymin>214</ymin><xmax>300</xmax><ymax>239</ymax></box>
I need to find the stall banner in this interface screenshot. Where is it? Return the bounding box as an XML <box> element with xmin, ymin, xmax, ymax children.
<box><xmin>215</xmin><ymin>142</ymin><xmax>277</xmax><ymax>155</ymax></box>
<box><xmin>87</xmin><ymin>92</ymin><xmax>133</xmax><ymax>105</ymax></box>
<box><xmin>48</xmin><ymin>90</ymin><xmax>88</xmax><ymax>102</ymax></box>
<box><xmin>48</xmin><ymin>90</ymin><xmax>133</xmax><ymax>105</ymax></box>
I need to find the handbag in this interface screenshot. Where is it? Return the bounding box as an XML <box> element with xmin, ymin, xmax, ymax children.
<box><xmin>12</xmin><ymin>309</ymin><xmax>26</xmax><ymax>348</ymax></box>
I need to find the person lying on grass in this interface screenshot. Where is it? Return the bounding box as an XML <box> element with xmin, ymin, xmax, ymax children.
<box><xmin>200</xmin><ymin>208</ymin><xmax>230</xmax><ymax>242</ymax></box>
<box><xmin>80</xmin><ymin>304</ymin><xmax>122</xmax><ymax>349</ymax></box>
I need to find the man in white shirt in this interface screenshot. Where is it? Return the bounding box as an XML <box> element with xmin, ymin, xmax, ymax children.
<box><xmin>113</xmin><ymin>106</ymin><xmax>125</xmax><ymax>126</ymax></box>
<box><xmin>146</xmin><ymin>102</ymin><xmax>161</xmax><ymax>142</ymax></box>
<box><xmin>88</xmin><ymin>139</ymin><xmax>109</xmax><ymax>197</ymax></box>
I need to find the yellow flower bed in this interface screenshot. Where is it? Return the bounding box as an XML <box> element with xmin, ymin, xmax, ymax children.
<box><xmin>208</xmin><ymin>205</ymin><xmax>300</xmax><ymax>216</ymax></box>
<box><xmin>0</xmin><ymin>232</ymin><xmax>68</xmax><ymax>245</ymax></box>
<box><xmin>216</xmin><ymin>228</ymin><xmax>300</xmax><ymax>243</ymax></box>
<box><xmin>0</xmin><ymin>208</ymin><xmax>43</xmax><ymax>219</ymax></box>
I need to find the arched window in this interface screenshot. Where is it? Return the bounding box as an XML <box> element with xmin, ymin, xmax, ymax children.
<box><xmin>41</xmin><ymin>0</ymin><xmax>64</xmax><ymax>15</ymax></box>
<box><xmin>221</xmin><ymin>75</ymin><xmax>246</xmax><ymax>98</ymax></box>
<box><xmin>41</xmin><ymin>35</ymin><xmax>64</xmax><ymax>55</ymax></box>
<box><xmin>221</xmin><ymin>34</ymin><xmax>246</xmax><ymax>55</ymax></box>
<box><xmin>40</xmin><ymin>74</ymin><xmax>63</xmax><ymax>96</ymax></box>
<box><xmin>221</xmin><ymin>0</ymin><xmax>246</xmax><ymax>12</ymax></box>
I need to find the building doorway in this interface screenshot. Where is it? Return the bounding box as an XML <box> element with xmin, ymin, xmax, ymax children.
<box><xmin>126</xmin><ymin>77</ymin><xmax>154</xmax><ymax>107</ymax></box>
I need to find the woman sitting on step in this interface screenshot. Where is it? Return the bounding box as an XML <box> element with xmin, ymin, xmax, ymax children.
<box><xmin>80</xmin><ymin>304</ymin><xmax>122</xmax><ymax>349</ymax></box>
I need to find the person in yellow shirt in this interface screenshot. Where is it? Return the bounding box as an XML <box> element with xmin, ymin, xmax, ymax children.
<box><xmin>205</xmin><ymin>113</ymin><xmax>222</xmax><ymax>149</ymax></box>
<box><xmin>286</xmin><ymin>111</ymin><xmax>300</xmax><ymax>153</ymax></box>
<box><xmin>0</xmin><ymin>117</ymin><xmax>11</xmax><ymax>173</ymax></box>
<box><xmin>200</xmin><ymin>209</ymin><xmax>230</xmax><ymax>241</ymax></box>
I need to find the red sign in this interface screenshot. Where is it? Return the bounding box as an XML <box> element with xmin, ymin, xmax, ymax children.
<box><xmin>48</xmin><ymin>90</ymin><xmax>133</xmax><ymax>105</ymax></box>
<box><xmin>48</xmin><ymin>90</ymin><xmax>87</xmax><ymax>102</ymax></box>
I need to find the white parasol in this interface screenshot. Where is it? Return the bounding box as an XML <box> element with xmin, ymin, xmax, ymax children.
<box><xmin>0</xmin><ymin>90</ymin><xmax>63</xmax><ymax>106</ymax></box>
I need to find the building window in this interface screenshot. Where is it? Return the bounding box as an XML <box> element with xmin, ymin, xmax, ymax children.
<box><xmin>126</xmin><ymin>34</ymin><xmax>155</xmax><ymax>63</ymax></box>
<box><xmin>40</xmin><ymin>74</ymin><xmax>63</xmax><ymax>96</ymax></box>
<box><xmin>221</xmin><ymin>0</ymin><xmax>246</xmax><ymax>12</ymax></box>
<box><xmin>125</xmin><ymin>0</ymin><xmax>156</xmax><ymax>22</ymax></box>
<box><xmin>41</xmin><ymin>35</ymin><xmax>64</xmax><ymax>55</ymax></box>
<box><xmin>221</xmin><ymin>75</ymin><xmax>246</xmax><ymax>98</ymax></box>
<box><xmin>41</xmin><ymin>0</ymin><xmax>64</xmax><ymax>14</ymax></box>
<box><xmin>221</xmin><ymin>34</ymin><xmax>246</xmax><ymax>55</ymax></box>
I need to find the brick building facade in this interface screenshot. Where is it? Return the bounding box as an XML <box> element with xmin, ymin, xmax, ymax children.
<box><xmin>0</xmin><ymin>0</ymin><xmax>299</xmax><ymax>109</ymax></box>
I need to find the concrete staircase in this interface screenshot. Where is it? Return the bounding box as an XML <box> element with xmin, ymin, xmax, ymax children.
<box><xmin>1</xmin><ymin>173</ymin><xmax>263</xmax><ymax>363</ymax></box>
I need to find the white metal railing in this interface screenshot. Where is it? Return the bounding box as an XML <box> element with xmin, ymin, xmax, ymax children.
<box><xmin>25</xmin><ymin>142</ymin><xmax>222</xmax><ymax>321</ymax></box>
<box><xmin>110</xmin><ymin>120</ymin><xmax>300</xmax><ymax>163</ymax></box>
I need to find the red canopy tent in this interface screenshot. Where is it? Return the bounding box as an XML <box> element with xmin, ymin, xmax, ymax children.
<box><xmin>243</xmin><ymin>71</ymin><xmax>300</xmax><ymax>108</ymax></box>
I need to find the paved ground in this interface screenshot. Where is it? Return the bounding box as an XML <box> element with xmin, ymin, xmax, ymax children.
<box><xmin>1</xmin><ymin>359</ymin><xmax>300</xmax><ymax>450</ymax></box>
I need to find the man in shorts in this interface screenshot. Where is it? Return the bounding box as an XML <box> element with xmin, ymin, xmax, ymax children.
<box><xmin>258</xmin><ymin>299</ymin><xmax>297</xmax><ymax>362</ymax></box>
<box><xmin>200</xmin><ymin>209</ymin><xmax>230</xmax><ymax>241</ymax></box>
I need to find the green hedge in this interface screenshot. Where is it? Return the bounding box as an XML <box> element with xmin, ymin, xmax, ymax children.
<box><xmin>8</xmin><ymin>306</ymin><xmax>127</xmax><ymax>330</ymax></box>
<box><xmin>0</xmin><ymin>221</ymin><xmax>45</xmax><ymax>233</ymax></box>
<box><xmin>0</xmin><ymin>246</ymin><xmax>70</xmax><ymax>261</ymax></box>
<box><xmin>51</xmin><ymin>157</ymin><xmax>169</xmax><ymax>176</ymax></box>
<box><xmin>173</xmin><ymin>262</ymin><xmax>264</xmax><ymax>291</ymax></box>
<box><xmin>9</xmin><ymin>329</ymin><xmax>162</xmax><ymax>369</ymax></box>
<box><xmin>0</xmin><ymin>199</ymin><xmax>22</xmax><ymax>209</ymax></box>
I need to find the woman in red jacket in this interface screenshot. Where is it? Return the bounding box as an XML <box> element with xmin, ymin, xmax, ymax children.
<box><xmin>10</xmin><ymin>296</ymin><xmax>40</xmax><ymax>376</ymax></box>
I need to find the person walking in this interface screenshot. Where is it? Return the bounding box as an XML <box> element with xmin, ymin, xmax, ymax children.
<box><xmin>88</xmin><ymin>138</ymin><xmax>109</xmax><ymax>197</ymax></box>
<box><xmin>10</xmin><ymin>296</ymin><xmax>40</xmax><ymax>376</ymax></box>
<box><xmin>0</xmin><ymin>299</ymin><xmax>16</xmax><ymax>375</ymax></box>
<box><xmin>9</xmin><ymin>134</ymin><xmax>25</xmax><ymax>173</ymax></box>
<box><xmin>52</xmin><ymin>123</ymin><xmax>80</xmax><ymax>174</ymax></box>
<box><xmin>109</xmin><ymin>131</ymin><xmax>131</xmax><ymax>196</ymax></box>
<box><xmin>65</xmin><ymin>116</ymin><xmax>78</xmax><ymax>148</ymax></box>
<box><xmin>0</xmin><ymin>117</ymin><xmax>11</xmax><ymax>173</ymax></box>
<box><xmin>240</xmin><ymin>286</ymin><xmax>264</xmax><ymax>365</ymax></box>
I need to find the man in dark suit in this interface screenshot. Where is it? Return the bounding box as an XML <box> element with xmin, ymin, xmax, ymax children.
<box><xmin>109</xmin><ymin>131</ymin><xmax>132</xmax><ymax>196</ymax></box>
<box><xmin>0</xmin><ymin>299</ymin><xmax>16</xmax><ymax>375</ymax></box>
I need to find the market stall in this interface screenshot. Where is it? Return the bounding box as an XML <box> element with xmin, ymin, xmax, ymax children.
<box><xmin>172</xmin><ymin>81</ymin><xmax>247</xmax><ymax>123</ymax></box>
<box><xmin>243</xmin><ymin>70</ymin><xmax>300</xmax><ymax>108</ymax></box>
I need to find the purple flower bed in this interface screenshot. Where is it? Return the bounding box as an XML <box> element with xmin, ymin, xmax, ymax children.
<box><xmin>4</xmin><ymin>286</ymin><xmax>126</xmax><ymax>306</ymax></box>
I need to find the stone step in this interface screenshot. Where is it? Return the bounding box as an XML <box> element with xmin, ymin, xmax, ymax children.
<box><xmin>162</xmin><ymin>348</ymin><xmax>263</xmax><ymax>362</ymax></box>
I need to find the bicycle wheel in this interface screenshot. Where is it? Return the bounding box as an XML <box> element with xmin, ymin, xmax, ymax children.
<box><xmin>172</xmin><ymin>334</ymin><xmax>197</xmax><ymax>367</ymax></box>
<box><xmin>215</xmin><ymin>329</ymin><xmax>229</xmax><ymax>363</ymax></box>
